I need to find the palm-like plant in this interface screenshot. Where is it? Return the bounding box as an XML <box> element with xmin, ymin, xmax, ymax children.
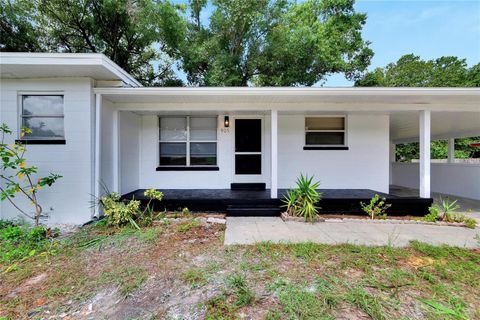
<box><xmin>282</xmin><ymin>174</ymin><xmax>322</xmax><ymax>222</ymax></box>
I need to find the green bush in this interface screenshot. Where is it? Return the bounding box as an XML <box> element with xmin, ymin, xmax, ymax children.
<box><xmin>464</xmin><ymin>218</ymin><xmax>477</xmax><ymax>229</ymax></box>
<box><xmin>0</xmin><ymin>221</ymin><xmax>57</xmax><ymax>266</ymax></box>
<box><xmin>423</xmin><ymin>206</ymin><xmax>440</xmax><ymax>222</ymax></box>
<box><xmin>360</xmin><ymin>194</ymin><xmax>391</xmax><ymax>219</ymax></box>
<box><xmin>99</xmin><ymin>188</ymin><xmax>164</xmax><ymax>229</ymax></box>
<box><xmin>282</xmin><ymin>174</ymin><xmax>322</xmax><ymax>222</ymax></box>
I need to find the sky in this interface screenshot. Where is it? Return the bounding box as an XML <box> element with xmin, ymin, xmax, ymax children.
<box><xmin>171</xmin><ymin>0</ymin><xmax>480</xmax><ymax>87</ymax></box>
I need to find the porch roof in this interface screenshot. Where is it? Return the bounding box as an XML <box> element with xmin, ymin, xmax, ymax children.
<box><xmin>94</xmin><ymin>87</ymin><xmax>480</xmax><ymax>112</ymax></box>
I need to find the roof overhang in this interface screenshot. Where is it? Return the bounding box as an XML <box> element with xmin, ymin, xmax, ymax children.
<box><xmin>94</xmin><ymin>87</ymin><xmax>480</xmax><ymax>112</ymax></box>
<box><xmin>0</xmin><ymin>52</ymin><xmax>141</xmax><ymax>87</ymax></box>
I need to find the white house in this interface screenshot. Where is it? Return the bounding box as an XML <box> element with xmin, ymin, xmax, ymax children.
<box><xmin>1</xmin><ymin>53</ymin><xmax>479</xmax><ymax>224</ymax></box>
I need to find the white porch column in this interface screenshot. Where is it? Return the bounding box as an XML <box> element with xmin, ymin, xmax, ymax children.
<box><xmin>270</xmin><ymin>110</ymin><xmax>278</xmax><ymax>198</ymax></box>
<box><xmin>419</xmin><ymin>110</ymin><xmax>431</xmax><ymax>198</ymax></box>
<box><xmin>113</xmin><ymin>110</ymin><xmax>120</xmax><ymax>193</ymax></box>
<box><xmin>94</xmin><ymin>94</ymin><xmax>102</xmax><ymax>217</ymax></box>
<box><xmin>448</xmin><ymin>138</ymin><xmax>455</xmax><ymax>163</ymax></box>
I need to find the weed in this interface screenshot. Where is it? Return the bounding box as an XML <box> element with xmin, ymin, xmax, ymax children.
<box><xmin>226</xmin><ymin>273</ymin><xmax>255</xmax><ymax>307</ymax></box>
<box><xmin>205</xmin><ymin>293</ymin><xmax>238</xmax><ymax>320</ymax></box>
<box><xmin>277</xmin><ymin>283</ymin><xmax>334</xmax><ymax>319</ymax></box>
<box><xmin>360</xmin><ymin>194</ymin><xmax>391</xmax><ymax>220</ymax></box>
<box><xmin>181</xmin><ymin>268</ymin><xmax>208</xmax><ymax>288</ymax></box>
<box><xmin>417</xmin><ymin>298</ymin><xmax>468</xmax><ymax>319</ymax></box>
<box><xmin>136</xmin><ymin>227</ymin><xmax>163</xmax><ymax>243</ymax></box>
<box><xmin>423</xmin><ymin>205</ymin><xmax>440</xmax><ymax>222</ymax></box>
<box><xmin>344</xmin><ymin>287</ymin><xmax>386</xmax><ymax>320</ymax></box>
<box><xmin>464</xmin><ymin>217</ymin><xmax>477</xmax><ymax>229</ymax></box>
<box><xmin>176</xmin><ymin>219</ymin><xmax>201</xmax><ymax>233</ymax></box>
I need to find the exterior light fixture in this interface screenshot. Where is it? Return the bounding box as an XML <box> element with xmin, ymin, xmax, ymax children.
<box><xmin>224</xmin><ymin>116</ymin><xmax>230</xmax><ymax>128</ymax></box>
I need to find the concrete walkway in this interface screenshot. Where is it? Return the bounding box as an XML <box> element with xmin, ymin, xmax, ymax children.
<box><xmin>224</xmin><ymin>217</ymin><xmax>480</xmax><ymax>248</ymax></box>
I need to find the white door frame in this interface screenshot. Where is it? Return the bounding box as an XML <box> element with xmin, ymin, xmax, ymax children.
<box><xmin>232</xmin><ymin>115</ymin><xmax>266</xmax><ymax>183</ymax></box>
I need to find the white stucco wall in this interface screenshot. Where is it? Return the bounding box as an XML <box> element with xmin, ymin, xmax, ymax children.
<box><xmin>0</xmin><ymin>78</ymin><xmax>94</xmax><ymax>224</ymax></box>
<box><xmin>392</xmin><ymin>162</ymin><xmax>480</xmax><ymax>200</ymax></box>
<box><xmin>136</xmin><ymin>113</ymin><xmax>389</xmax><ymax>193</ymax></box>
<box><xmin>119</xmin><ymin>111</ymin><xmax>140</xmax><ymax>194</ymax></box>
<box><xmin>278</xmin><ymin>114</ymin><xmax>390</xmax><ymax>192</ymax></box>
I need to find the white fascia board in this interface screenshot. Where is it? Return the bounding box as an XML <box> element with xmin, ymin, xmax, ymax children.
<box><xmin>0</xmin><ymin>52</ymin><xmax>141</xmax><ymax>87</ymax></box>
<box><xmin>93</xmin><ymin>87</ymin><xmax>480</xmax><ymax>96</ymax></box>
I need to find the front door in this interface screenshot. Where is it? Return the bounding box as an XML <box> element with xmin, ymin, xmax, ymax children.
<box><xmin>234</xmin><ymin>118</ymin><xmax>263</xmax><ymax>182</ymax></box>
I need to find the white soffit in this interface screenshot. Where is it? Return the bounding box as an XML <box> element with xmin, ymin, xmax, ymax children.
<box><xmin>96</xmin><ymin>87</ymin><xmax>480</xmax><ymax>111</ymax></box>
<box><xmin>391</xmin><ymin>111</ymin><xmax>480</xmax><ymax>143</ymax></box>
<box><xmin>0</xmin><ymin>53</ymin><xmax>141</xmax><ymax>87</ymax></box>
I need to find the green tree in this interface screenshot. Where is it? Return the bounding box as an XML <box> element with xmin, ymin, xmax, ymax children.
<box><xmin>356</xmin><ymin>54</ymin><xmax>480</xmax><ymax>161</ymax></box>
<box><xmin>0</xmin><ymin>0</ymin><xmax>186</xmax><ymax>86</ymax></box>
<box><xmin>179</xmin><ymin>0</ymin><xmax>373</xmax><ymax>86</ymax></box>
<box><xmin>0</xmin><ymin>0</ymin><xmax>42</xmax><ymax>52</ymax></box>
<box><xmin>355</xmin><ymin>54</ymin><xmax>480</xmax><ymax>87</ymax></box>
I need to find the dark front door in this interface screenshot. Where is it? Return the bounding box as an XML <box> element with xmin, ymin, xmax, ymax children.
<box><xmin>235</xmin><ymin>119</ymin><xmax>262</xmax><ymax>175</ymax></box>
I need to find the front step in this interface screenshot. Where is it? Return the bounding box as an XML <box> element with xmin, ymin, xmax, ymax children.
<box><xmin>230</xmin><ymin>183</ymin><xmax>266</xmax><ymax>191</ymax></box>
<box><xmin>227</xmin><ymin>204</ymin><xmax>281</xmax><ymax>216</ymax></box>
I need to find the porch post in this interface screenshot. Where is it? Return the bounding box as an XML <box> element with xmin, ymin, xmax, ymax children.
<box><xmin>448</xmin><ymin>138</ymin><xmax>455</xmax><ymax>163</ymax></box>
<box><xmin>113</xmin><ymin>110</ymin><xmax>120</xmax><ymax>193</ymax></box>
<box><xmin>94</xmin><ymin>94</ymin><xmax>102</xmax><ymax>217</ymax></box>
<box><xmin>419</xmin><ymin>110</ymin><xmax>431</xmax><ymax>198</ymax></box>
<box><xmin>270</xmin><ymin>110</ymin><xmax>278</xmax><ymax>198</ymax></box>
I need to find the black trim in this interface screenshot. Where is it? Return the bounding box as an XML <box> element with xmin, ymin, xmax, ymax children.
<box><xmin>303</xmin><ymin>146</ymin><xmax>349</xmax><ymax>150</ymax></box>
<box><xmin>15</xmin><ymin>139</ymin><xmax>66</xmax><ymax>145</ymax></box>
<box><xmin>156</xmin><ymin>166</ymin><xmax>219</xmax><ymax>171</ymax></box>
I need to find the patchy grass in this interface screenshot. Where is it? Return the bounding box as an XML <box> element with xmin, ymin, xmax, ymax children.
<box><xmin>0</xmin><ymin>218</ymin><xmax>479</xmax><ymax>319</ymax></box>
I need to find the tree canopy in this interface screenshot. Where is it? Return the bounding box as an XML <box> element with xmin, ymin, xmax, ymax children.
<box><xmin>355</xmin><ymin>54</ymin><xmax>480</xmax><ymax>87</ymax></box>
<box><xmin>179</xmin><ymin>0</ymin><xmax>373</xmax><ymax>86</ymax></box>
<box><xmin>1</xmin><ymin>0</ymin><xmax>373</xmax><ymax>86</ymax></box>
<box><xmin>1</xmin><ymin>0</ymin><xmax>186</xmax><ymax>86</ymax></box>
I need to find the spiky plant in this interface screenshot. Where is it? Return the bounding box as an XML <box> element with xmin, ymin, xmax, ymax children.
<box><xmin>282</xmin><ymin>174</ymin><xmax>322</xmax><ymax>222</ymax></box>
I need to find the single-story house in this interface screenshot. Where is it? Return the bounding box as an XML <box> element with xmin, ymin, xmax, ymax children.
<box><xmin>1</xmin><ymin>53</ymin><xmax>479</xmax><ymax>224</ymax></box>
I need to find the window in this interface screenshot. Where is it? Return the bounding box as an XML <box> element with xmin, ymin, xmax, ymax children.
<box><xmin>305</xmin><ymin>116</ymin><xmax>346</xmax><ymax>146</ymax></box>
<box><xmin>159</xmin><ymin>116</ymin><xmax>217</xmax><ymax>167</ymax></box>
<box><xmin>20</xmin><ymin>95</ymin><xmax>65</xmax><ymax>140</ymax></box>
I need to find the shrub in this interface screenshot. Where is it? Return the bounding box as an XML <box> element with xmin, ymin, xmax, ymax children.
<box><xmin>360</xmin><ymin>194</ymin><xmax>391</xmax><ymax>219</ymax></box>
<box><xmin>423</xmin><ymin>206</ymin><xmax>440</xmax><ymax>222</ymax></box>
<box><xmin>100</xmin><ymin>192</ymin><xmax>141</xmax><ymax>229</ymax></box>
<box><xmin>464</xmin><ymin>217</ymin><xmax>477</xmax><ymax>229</ymax></box>
<box><xmin>0</xmin><ymin>222</ymin><xmax>58</xmax><ymax>266</ymax></box>
<box><xmin>99</xmin><ymin>188</ymin><xmax>163</xmax><ymax>229</ymax></box>
<box><xmin>282</xmin><ymin>174</ymin><xmax>322</xmax><ymax>222</ymax></box>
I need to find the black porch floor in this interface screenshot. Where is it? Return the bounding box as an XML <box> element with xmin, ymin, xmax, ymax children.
<box><xmin>122</xmin><ymin>188</ymin><xmax>433</xmax><ymax>216</ymax></box>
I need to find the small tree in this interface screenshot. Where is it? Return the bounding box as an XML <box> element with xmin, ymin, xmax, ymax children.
<box><xmin>0</xmin><ymin>123</ymin><xmax>62</xmax><ymax>226</ymax></box>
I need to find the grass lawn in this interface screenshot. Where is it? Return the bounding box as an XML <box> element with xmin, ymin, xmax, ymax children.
<box><xmin>1</xmin><ymin>218</ymin><xmax>479</xmax><ymax>319</ymax></box>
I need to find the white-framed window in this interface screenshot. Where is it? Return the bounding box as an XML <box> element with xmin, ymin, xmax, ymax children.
<box><xmin>20</xmin><ymin>95</ymin><xmax>65</xmax><ymax>140</ymax></box>
<box><xmin>158</xmin><ymin>116</ymin><xmax>217</xmax><ymax>166</ymax></box>
<box><xmin>305</xmin><ymin>116</ymin><xmax>347</xmax><ymax>146</ymax></box>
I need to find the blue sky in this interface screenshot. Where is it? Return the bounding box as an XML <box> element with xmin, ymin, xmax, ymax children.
<box><xmin>171</xmin><ymin>0</ymin><xmax>480</xmax><ymax>87</ymax></box>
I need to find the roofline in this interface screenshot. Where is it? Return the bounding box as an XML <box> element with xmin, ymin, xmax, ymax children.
<box><xmin>0</xmin><ymin>52</ymin><xmax>142</xmax><ymax>87</ymax></box>
<box><xmin>94</xmin><ymin>86</ymin><xmax>480</xmax><ymax>96</ymax></box>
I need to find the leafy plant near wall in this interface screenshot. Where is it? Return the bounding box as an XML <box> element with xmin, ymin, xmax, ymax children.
<box><xmin>360</xmin><ymin>194</ymin><xmax>391</xmax><ymax>219</ymax></box>
<box><xmin>0</xmin><ymin>123</ymin><xmax>62</xmax><ymax>226</ymax></box>
<box><xmin>282</xmin><ymin>174</ymin><xmax>322</xmax><ymax>222</ymax></box>
<box><xmin>100</xmin><ymin>188</ymin><xmax>163</xmax><ymax>229</ymax></box>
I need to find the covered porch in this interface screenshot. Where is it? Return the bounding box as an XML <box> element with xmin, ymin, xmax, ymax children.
<box><xmin>93</xmin><ymin>87</ymin><xmax>479</xmax><ymax>216</ymax></box>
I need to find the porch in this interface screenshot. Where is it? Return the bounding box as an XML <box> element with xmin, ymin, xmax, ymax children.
<box><xmin>93</xmin><ymin>88</ymin><xmax>479</xmax><ymax>218</ymax></box>
<box><xmin>122</xmin><ymin>187</ymin><xmax>433</xmax><ymax>216</ymax></box>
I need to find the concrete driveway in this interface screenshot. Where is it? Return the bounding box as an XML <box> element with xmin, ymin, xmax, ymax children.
<box><xmin>224</xmin><ymin>217</ymin><xmax>480</xmax><ymax>248</ymax></box>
